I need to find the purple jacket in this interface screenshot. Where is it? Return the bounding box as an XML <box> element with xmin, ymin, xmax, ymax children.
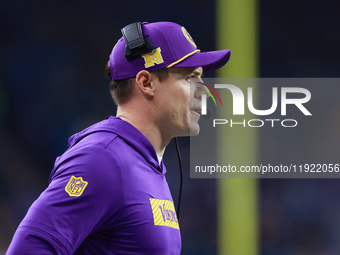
<box><xmin>7</xmin><ymin>117</ymin><xmax>181</xmax><ymax>254</ymax></box>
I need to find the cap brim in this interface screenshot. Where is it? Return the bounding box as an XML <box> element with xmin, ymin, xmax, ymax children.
<box><xmin>170</xmin><ymin>49</ymin><xmax>231</xmax><ymax>71</ymax></box>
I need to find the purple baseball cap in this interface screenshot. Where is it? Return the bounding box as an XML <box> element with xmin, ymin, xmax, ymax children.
<box><xmin>109</xmin><ymin>21</ymin><xmax>231</xmax><ymax>80</ymax></box>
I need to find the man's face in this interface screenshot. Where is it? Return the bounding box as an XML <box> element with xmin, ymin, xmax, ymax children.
<box><xmin>154</xmin><ymin>66</ymin><xmax>208</xmax><ymax>138</ymax></box>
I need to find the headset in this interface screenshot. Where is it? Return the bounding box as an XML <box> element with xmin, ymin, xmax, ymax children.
<box><xmin>121</xmin><ymin>22</ymin><xmax>184</xmax><ymax>220</ymax></box>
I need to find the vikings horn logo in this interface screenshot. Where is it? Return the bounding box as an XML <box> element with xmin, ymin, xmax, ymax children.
<box><xmin>181</xmin><ymin>27</ymin><xmax>197</xmax><ymax>48</ymax></box>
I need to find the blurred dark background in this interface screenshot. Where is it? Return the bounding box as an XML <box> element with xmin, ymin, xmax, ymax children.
<box><xmin>1</xmin><ymin>0</ymin><xmax>340</xmax><ymax>254</ymax></box>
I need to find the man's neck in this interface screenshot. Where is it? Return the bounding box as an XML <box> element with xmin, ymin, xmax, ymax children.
<box><xmin>116</xmin><ymin>108</ymin><xmax>169</xmax><ymax>157</ymax></box>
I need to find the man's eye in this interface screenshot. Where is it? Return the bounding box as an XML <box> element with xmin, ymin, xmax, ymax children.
<box><xmin>186</xmin><ymin>75</ymin><xmax>197</xmax><ymax>82</ymax></box>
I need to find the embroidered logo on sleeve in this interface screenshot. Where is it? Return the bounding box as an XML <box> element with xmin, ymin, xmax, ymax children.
<box><xmin>149</xmin><ymin>198</ymin><xmax>179</xmax><ymax>230</ymax></box>
<box><xmin>65</xmin><ymin>176</ymin><xmax>88</xmax><ymax>197</ymax></box>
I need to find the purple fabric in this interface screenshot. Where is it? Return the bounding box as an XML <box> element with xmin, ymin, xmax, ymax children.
<box><xmin>109</xmin><ymin>21</ymin><xmax>231</xmax><ymax>80</ymax></box>
<box><xmin>7</xmin><ymin>117</ymin><xmax>181</xmax><ymax>254</ymax></box>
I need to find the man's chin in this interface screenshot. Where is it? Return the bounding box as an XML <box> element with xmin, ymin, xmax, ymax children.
<box><xmin>189</xmin><ymin>124</ymin><xmax>200</xmax><ymax>136</ymax></box>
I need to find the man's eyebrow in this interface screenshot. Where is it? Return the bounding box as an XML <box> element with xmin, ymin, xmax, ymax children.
<box><xmin>192</xmin><ymin>70</ymin><xmax>204</xmax><ymax>77</ymax></box>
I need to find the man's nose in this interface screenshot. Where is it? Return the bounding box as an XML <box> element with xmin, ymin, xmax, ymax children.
<box><xmin>195</xmin><ymin>81</ymin><xmax>211</xmax><ymax>99</ymax></box>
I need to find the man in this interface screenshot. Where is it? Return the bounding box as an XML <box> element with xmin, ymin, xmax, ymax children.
<box><xmin>7</xmin><ymin>21</ymin><xmax>230</xmax><ymax>254</ymax></box>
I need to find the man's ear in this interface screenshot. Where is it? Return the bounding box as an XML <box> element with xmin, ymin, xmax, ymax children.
<box><xmin>135</xmin><ymin>70</ymin><xmax>155</xmax><ymax>97</ymax></box>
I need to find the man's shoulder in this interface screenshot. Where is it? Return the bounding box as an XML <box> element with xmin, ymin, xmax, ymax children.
<box><xmin>50</xmin><ymin>116</ymin><xmax>158</xmax><ymax>180</ymax></box>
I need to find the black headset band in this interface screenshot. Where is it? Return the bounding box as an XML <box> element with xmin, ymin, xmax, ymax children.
<box><xmin>121</xmin><ymin>22</ymin><xmax>155</xmax><ymax>60</ymax></box>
